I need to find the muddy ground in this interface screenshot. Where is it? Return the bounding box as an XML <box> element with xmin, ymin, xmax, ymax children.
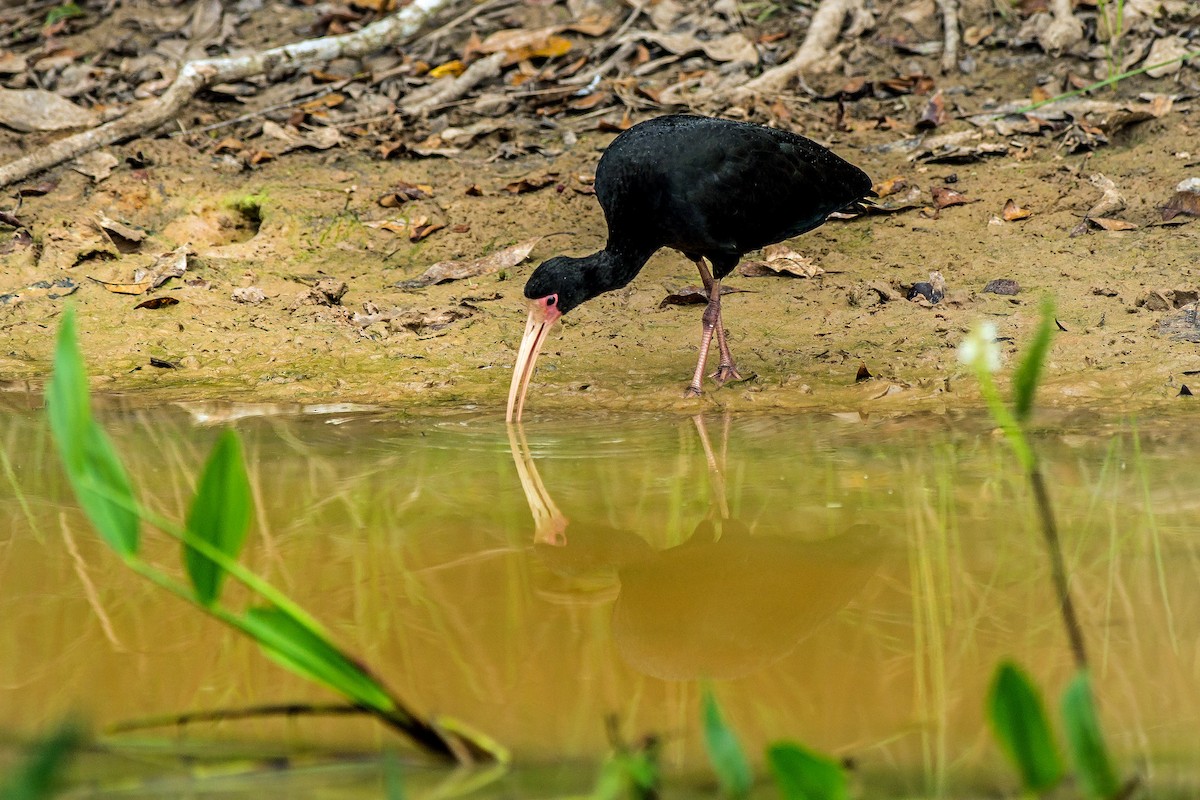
<box><xmin>1</xmin><ymin>2</ymin><xmax>1199</xmax><ymax>418</ymax></box>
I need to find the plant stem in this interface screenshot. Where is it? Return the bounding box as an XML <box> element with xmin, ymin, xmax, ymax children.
<box><xmin>1028</xmin><ymin>466</ymin><xmax>1089</xmax><ymax>670</ymax></box>
<box><xmin>1008</xmin><ymin>48</ymin><xmax>1200</xmax><ymax>116</ymax></box>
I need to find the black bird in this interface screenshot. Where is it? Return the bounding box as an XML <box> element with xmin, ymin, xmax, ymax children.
<box><xmin>507</xmin><ymin>114</ymin><xmax>872</xmax><ymax>422</ymax></box>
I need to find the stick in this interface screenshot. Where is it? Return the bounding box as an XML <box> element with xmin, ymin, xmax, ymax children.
<box><xmin>0</xmin><ymin>0</ymin><xmax>453</xmax><ymax>188</ymax></box>
<box><xmin>729</xmin><ymin>0</ymin><xmax>864</xmax><ymax>100</ymax></box>
<box><xmin>400</xmin><ymin>51</ymin><xmax>505</xmax><ymax>115</ymax></box>
<box><xmin>937</xmin><ymin>0</ymin><xmax>960</xmax><ymax>74</ymax></box>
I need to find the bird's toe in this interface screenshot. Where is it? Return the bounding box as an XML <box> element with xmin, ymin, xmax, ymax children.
<box><xmin>683</xmin><ymin>385</ymin><xmax>704</xmax><ymax>398</ymax></box>
<box><xmin>712</xmin><ymin>365</ymin><xmax>744</xmax><ymax>384</ymax></box>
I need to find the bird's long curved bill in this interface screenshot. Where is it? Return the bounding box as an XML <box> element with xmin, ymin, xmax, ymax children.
<box><xmin>506</xmin><ymin>310</ymin><xmax>557</xmax><ymax>423</ymax></box>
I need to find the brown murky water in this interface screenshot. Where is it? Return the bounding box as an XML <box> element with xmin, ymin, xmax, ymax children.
<box><xmin>1</xmin><ymin>400</ymin><xmax>1198</xmax><ymax>797</ymax></box>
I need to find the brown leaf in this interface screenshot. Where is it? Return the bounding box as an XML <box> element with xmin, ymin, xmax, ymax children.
<box><xmin>465</xmin><ymin>184</ymin><xmax>484</xmax><ymax>196</ymax></box>
<box><xmin>855</xmin><ymin>363</ymin><xmax>873</xmax><ymax>382</ymax></box>
<box><xmin>504</xmin><ymin>174</ymin><xmax>558</xmax><ymax>194</ymax></box>
<box><xmin>1002</xmin><ymin>199</ymin><xmax>1033</xmax><ymax>221</ymax></box>
<box><xmin>867</xmin><ymin>185</ymin><xmax>923</xmax><ymax>213</ymax></box>
<box><xmin>71</xmin><ymin>151</ymin><xmax>119</xmax><ymax>182</ymax></box>
<box><xmin>659</xmin><ymin>285</ymin><xmax>749</xmax><ymax>308</ymax></box>
<box><xmin>378</xmin><ymin>182</ymin><xmax>433</xmax><ymax>206</ymax></box>
<box><xmin>409</xmin><ymin>220</ymin><xmax>445</xmax><ymax>242</ymax></box>
<box><xmin>149</xmin><ymin>357</ymin><xmax>180</xmax><ymax>369</ymax></box>
<box><xmin>872</xmin><ymin>176</ymin><xmax>909</xmax><ymax>198</ymax></box>
<box><xmin>916</xmin><ymin>90</ymin><xmax>946</xmax><ymax>130</ymax></box>
<box><xmin>365</xmin><ymin>220</ymin><xmax>409</xmax><ymax>235</ymax></box>
<box><xmin>0</xmin><ymin>211</ymin><xmax>22</xmax><ymax>228</ymax></box>
<box><xmin>17</xmin><ymin>179</ymin><xmax>57</xmax><ymax>197</ymax></box>
<box><xmin>1162</xmin><ymin>191</ymin><xmax>1200</xmax><ymax>222</ymax></box>
<box><xmin>96</xmin><ymin>215</ymin><xmax>147</xmax><ymax>245</ymax></box>
<box><xmin>395</xmin><ymin>237</ymin><xmax>542</xmax><ymax>289</ymax></box>
<box><xmin>135</xmin><ymin>296</ymin><xmax>180</xmax><ymax>310</ymax></box>
<box><xmin>931</xmin><ymin>186</ymin><xmax>977</xmax><ymax>209</ymax></box>
<box><xmin>1089</xmin><ymin>217</ymin><xmax>1138</xmax><ymax>231</ymax></box>
<box><xmin>0</xmin><ymin>88</ymin><xmax>98</xmax><ymax>132</ymax></box>
<box><xmin>91</xmin><ymin>276</ymin><xmax>153</xmax><ymax>295</ymax></box>
<box><xmin>738</xmin><ymin>244</ymin><xmax>824</xmax><ymax>278</ymax></box>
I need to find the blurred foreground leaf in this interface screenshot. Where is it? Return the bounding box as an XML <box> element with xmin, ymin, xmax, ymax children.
<box><xmin>240</xmin><ymin>606</ymin><xmax>396</xmax><ymax>713</ymax></box>
<box><xmin>702</xmin><ymin>688</ymin><xmax>752</xmax><ymax>798</ymax></box>
<box><xmin>47</xmin><ymin>308</ymin><xmax>139</xmax><ymax>557</ymax></box>
<box><xmin>766</xmin><ymin>742</ymin><xmax>847</xmax><ymax>800</ymax></box>
<box><xmin>185</xmin><ymin>430</ymin><xmax>252</xmax><ymax>605</ymax></box>
<box><xmin>1012</xmin><ymin>296</ymin><xmax>1055</xmax><ymax>421</ymax></box>
<box><xmin>0</xmin><ymin>721</ymin><xmax>85</xmax><ymax>800</ymax></box>
<box><xmin>987</xmin><ymin>662</ymin><xmax>1064</xmax><ymax>793</ymax></box>
<box><xmin>1062</xmin><ymin>672</ymin><xmax>1120</xmax><ymax>799</ymax></box>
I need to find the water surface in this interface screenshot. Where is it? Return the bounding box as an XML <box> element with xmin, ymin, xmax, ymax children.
<box><xmin>1</xmin><ymin>400</ymin><xmax>1197</xmax><ymax>797</ymax></box>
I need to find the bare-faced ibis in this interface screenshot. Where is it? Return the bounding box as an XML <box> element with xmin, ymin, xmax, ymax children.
<box><xmin>506</xmin><ymin>114</ymin><xmax>872</xmax><ymax>422</ymax></box>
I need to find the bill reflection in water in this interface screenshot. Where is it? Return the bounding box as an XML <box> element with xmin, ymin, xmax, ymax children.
<box><xmin>507</xmin><ymin>416</ymin><xmax>882</xmax><ymax>680</ymax></box>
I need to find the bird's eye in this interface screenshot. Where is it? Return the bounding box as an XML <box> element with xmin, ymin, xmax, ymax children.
<box><xmin>547</xmin><ymin>296</ymin><xmax>557</xmax><ymax>306</ymax></box>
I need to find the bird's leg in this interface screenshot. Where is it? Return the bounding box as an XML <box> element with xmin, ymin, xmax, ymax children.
<box><xmin>685</xmin><ymin>285</ymin><xmax>720</xmax><ymax>397</ymax></box>
<box><xmin>693</xmin><ymin>258</ymin><xmax>742</xmax><ymax>384</ymax></box>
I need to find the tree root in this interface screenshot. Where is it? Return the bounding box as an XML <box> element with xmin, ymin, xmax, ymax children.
<box><xmin>0</xmin><ymin>0</ymin><xmax>452</xmax><ymax>188</ymax></box>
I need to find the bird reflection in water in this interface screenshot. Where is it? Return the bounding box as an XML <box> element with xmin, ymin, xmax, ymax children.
<box><xmin>507</xmin><ymin>417</ymin><xmax>882</xmax><ymax>680</ymax></box>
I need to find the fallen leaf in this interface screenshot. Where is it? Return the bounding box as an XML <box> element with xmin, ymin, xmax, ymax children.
<box><xmin>504</xmin><ymin>174</ymin><xmax>558</xmax><ymax>193</ymax></box>
<box><xmin>395</xmin><ymin>237</ymin><xmax>541</xmax><ymax>289</ymax></box>
<box><xmin>1086</xmin><ymin>173</ymin><xmax>1126</xmax><ymax>218</ymax></box>
<box><xmin>872</xmin><ymin>176</ymin><xmax>909</xmax><ymax>198</ymax></box>
<box><xmin>17</xmin><ymin>179</ymin><xmax>57</xmax><ymax>197</ymax></box>
<box><xmin>135</xmin><ymin>296</ymin><xmax>180</xmax><ymax>309</ymax></box>
<box><xmin>856</xmin><ymin>364</ymin><xmax>873</xmax><ymax>382</ymax></box>
<box><xmin>627</xmin><ymin>30</ymin><xmax>757</xmax><ymax>63</ymax></box>
<box><xmin>429</xmin><ymin>59</ymin><xmax>465</xmax><ymax>78</ymax></box>
<box><xmin>409</xmin><ymin>218</ymin><xmax>445</xmax><ymax>242</ymax></box>
<box><xmin>659</xmin><ymin>285</ymin><xmax>749</xmax><ymax>307</ymax></box>
<box><xmin>1002</xmin><ymin>199</ymin><xmax>1033</xmax><ymax>221</ymax></box>
<box><xmin>91</xmin><ymin>276</ymin><xmax>153</xmax><ymax>295</ymax></box>
<box><xmin>1089</xmin><ymin>216</ymin><xmax>1138</xmax><ymax>231</ymax></box>
<box><xmin>365</xmin><ymin>220</ymin><xmax>410</xmax><ymax>235</ymax></box>
<box><xmin>91</xmin><ymin>245</ymin><xmax>190</xmax><ymax>295</ymax></box>
<box><xmin>916</xmin><ymin>90</ymin><xmax>946</xmax><ymax>130</ymax></box>
<box><xmin>232</xmin><ymin>287</ymin><xmax>266</xmax><ymax>304</ymax></box>
<box><xmin>378</xmin><ymin>182</ymin><xmax>433</xmax><ymax>206</ymax></box>
<box><xmin>96</xmin><ymin>215</ymin><xmax>147</xmax><ymax>245</ymax></box>
<box><xmin>739</xmin><ymin>244</ymin><xmax>824</xmax><ymax>278</ymax></box>
<box><xmin>867</xmin><ymin>185</ymin><xmax>923</xmax><ymax>213</ymax></box>
<box><xmin>71</xmin><ymin>151</ymin><xmax>119</xmax><ymax>182</ymax></box>
<box><xmin>931</xmin><ymin>186</ymin><xmax>977</xmax><ymax>209</ymax></box>
<box><xmin>0</xmin><ymin>88</ymin><xmax>98</xmax><ymax>132</ymax></box>
<box><xmin>149</xmin><ymin>357</ymin><xmax>180</xmax><ymax>369</ymax></box>
<box><xmin>1162</xmin><ymin>191</ymin><xmax>1200</xmax><ymax>222</ymax></box>
<box><xmin>0</xmin><ymin>211</ymin><xmax>22</xmax><ymax>228</ymax></box>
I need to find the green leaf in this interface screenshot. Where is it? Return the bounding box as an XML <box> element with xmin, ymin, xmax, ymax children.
<box><xmin>44</xmin><ymin>2</ymin><xmax>84</xmax><ymax>26</ymax></box>
<box><xmin>702</xmin><ymin>687</ymin><xmax>752</xmax><ymax>798</ymax></box>
<box><xmin>46</xmin><ymin>309</ymin><xmax>139</xmax><ymax>557</ymax></box>
<box><xmin>1062</xmin><ymin>671</ymin><xmax>1121</xmax><ymax>799</ymax></box>
<box><xmin>1012</xmin><ymin>295</ymin><xmax>1056</xmax><ymax>421</ymax></box>
<box><xmin>766</xmin><ymin>742</ymin><xmax>847</xmax><ymax>800</ymax></box>
<box><xmin>185</xmin><ymin>429</ymin><xmax>252</xmax><ymax>605</ymax></box>
<box><xmin>240</xmin><ymin>606</ymin><xmax>396</xmax><ymax>713</ymax></box>
<box><xmin>987</xmin><ymin>661</ymin><xmax>1064</xmax><ymax>792</ymax></box>
<box><xmin>0</xmin><ymin>720</ymin><xmax>85</xmax><ymax>800</ymax></box>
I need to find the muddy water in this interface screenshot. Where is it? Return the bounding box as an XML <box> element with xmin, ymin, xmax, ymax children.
<box><xmin>1</xmin><ymin>401</ymin><xmax>1198</xmax><ymax>797</ymax></box>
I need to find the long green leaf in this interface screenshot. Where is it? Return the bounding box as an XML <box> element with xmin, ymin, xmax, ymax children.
<box><xmin>46</xmin><ymin>309</ymin><xmax>139</xmax><ymax>557</ymax></box>
<box><xmin>987</xmin><ymin>661</ymin><xmax>1064</xmax><ymax>792</ymax></box>
<box><xmin>185</xmin><ymin>429</ymin><xmax>252</xmax><ymax>605</ymax></box>
<box><xmin>766</xmin><ymin>742</ymin><xmax>847</xmax><ymax>800</ymax></box>
<box><xmin>1012</xmin><ymin>296</ymin><xmax>1056</xmax><ymax>421</ymax></box>
<box><xmin>0</xmin><ymin>721</ymin><xmax>85</xmax><ymax>800</ymax></box>
<box><xmin>702</xmin><ymin>687</ymin><xmax>752</xmax><ymax>798</ymax></box>
<box><xmin>1062</xmin><ymin>671</ymin><xmax>1120</xmax><ymax>799</ymax></box>
<box><xmin>240</xmin><ymin>606</ymin><xmax>396</xmax><ymax>712</ymax></box>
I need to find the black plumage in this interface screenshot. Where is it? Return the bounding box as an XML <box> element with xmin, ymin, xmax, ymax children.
<box><xmin>508</xmin><ymin>114</ymin><xmax>872</xmax><ymax>422</ymax></box>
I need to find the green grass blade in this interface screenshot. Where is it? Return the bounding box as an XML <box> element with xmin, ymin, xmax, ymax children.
<box><xmin>240</xmin><ymin>605</ymin><xmax>396</xmax><ymax>713</ymax></box>
<box><xmin>766</xmin><ymin>742</ymin><xmax>847</xmax><ymax>800</ymax></box>
<box><xmin>1061</xmin><ymin>671</ymin><xmax>1120</xmax><ymax>799</ymax></box>
<box><xmin>0</xmin><ymin>720</ymin><xmax>86</xmax><ymax>800</ymax></box>
<box><xmin>1012</xmin><ymin>296</ymin><xmax>1055</xmax><ymax>422</ymax></box>
<box><xmin>46</xmin><ymin>309</ymin><xmax>139</xmax><ymax>557</ymax></box>
<box><xmin>987</xmin><ymin>661</ymin><xmax>1064</xmax><ymax>792</ymax></box>
<box><xmin>702</xmin><ymin>687</ymin><xmax>752</xmax><ymax>798</ymax></box>
<box><xmin>184</xmin><ymin>429</ymin><xmax>252</xmax><ymax>605</ymax></box>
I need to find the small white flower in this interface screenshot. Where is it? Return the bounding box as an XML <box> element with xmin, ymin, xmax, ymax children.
<box><xmin>958</xmin><ymin>322</ymin><xmax>1001</xmax><ymax>373</ymax></box>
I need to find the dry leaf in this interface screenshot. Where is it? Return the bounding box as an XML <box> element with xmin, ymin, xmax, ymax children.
<box><xmin>429</xmin><ymin>60</ymin><xmax>466</xmax><ymax>78</ymax></box>
<box><xmin>916</xmin><ymin>90</ymin><xmax>946</xmax><ymax>130</ymax></box>
<box><xmin>1002</xmin><ymin>199</ymin><xmax>1033</xmax><ymax>221</ymax></box>
<box><xmin>71</xmin><ymin>151</ymin><xmax>119</xmax><ymax>182</ymax></box>
<box><xmin>739</xmin><ymin>244</ymin><xmax>824</xmax><ymax>278</ymax></box>
<box><xmin>1162</xmin><ymin>191</ymin><xmax>1200</xmax><ymax>222</ymax></box>
<box><xmin>96</xmin><ymin>215</ymin><xmax>147</xmax><ymax>244</ymax></box>
<box><xmin>659</xmin><ymin>285</ymin><xmax>749</xmax><ymax>307</ymax></box>
<box><xmin>365</xmin><ymin>220</ymin><xmax>409</xmax><ymax>235</ymax></box>
<box><xmin>378</xmin><ymin>182</ymin><xmax>433</xmax><ymax>206</ymax></box>
<box><xmin>1089</xmin><ymin>217</ymin><xmax>1138</xmax><ymax>231</ymax></box>
<box><xmin>931</xmin><ymin>186</ymin><xmax>977</xmax><ymax>209</ymax></box>
<box><xmin>135</xmin><ymin>296</ymin><xmax>180</xmax><ymax>310</ymax></box>
<box><xmin>17</xmin><ymin>179</ymin><xmax>57</xmax><ymax>197</ymax></box>
<box><xmin>872</xmin><ymin>176</ymin><xmax>909</xmax><ymax>198</ymax></box>
<box><xmin>409</xmin><ymin>218</ymin><xmax>445</xmax><ymax>242</ymax></box>
<box><xmin>395</xmin><ymin>238</ymin><xmax>541</xmax><ymax>289</ymax></box>
<box><xmin>504</xmin><ymin>174</ymin><xmax>558</xmax><ymax>193</ymax></box>
<box><xmin>0</xmin><ymin>88</ymin><xmax>98</xmax><ymax>132</ymax></box>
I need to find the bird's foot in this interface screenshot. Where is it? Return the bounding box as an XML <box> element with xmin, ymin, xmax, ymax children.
<box><xmin>683</xmin><ymin>384</ymin><xmax>703</xmax><ymax>398</ymax></box>
<box><xmin>710</xmin><ymin>364</ymin><xmax>743</xmax><ymax>384</ymax></box>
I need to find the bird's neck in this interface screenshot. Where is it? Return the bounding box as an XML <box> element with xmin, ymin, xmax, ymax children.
<box><xmin>593</xmin><ymin>239</ymin><xmax>655</xmax><ymax>291</ymax></box>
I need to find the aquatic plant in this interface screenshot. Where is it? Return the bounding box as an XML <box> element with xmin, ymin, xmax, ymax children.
<box><xmin>0</xmin><ymin>721</ymin><xmax>85</xmax><ymax>800</ymax></box>
<box><xmin>962</xmin><ymin>300</ymin><xmax>1129</xmax><ymax>798</ymax></box>
<box><xmin>45</xmin><ymin>308</ymin><xmax>498</xmax><ymax>764</ymax></box>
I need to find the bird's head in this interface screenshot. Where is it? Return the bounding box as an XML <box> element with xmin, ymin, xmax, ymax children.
<box><xmin>507</xmin><ymin>255</ymin><xmax>596</xmax><ymax>423</ymax></box>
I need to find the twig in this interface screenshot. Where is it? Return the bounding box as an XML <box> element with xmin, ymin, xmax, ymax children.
<box><xmin>563</xmin><ymin>5</ymin><xmax>642</xmax><ymax>86</ymax></box>
<box><xmin>172</xmin><ymin>83</ymin><xmax>344</xmax><ymax>138</ymax></box>
<box><xmin>730</xmin><ymin>0</ymin><xmax>865</xmax><ymax>99</ymax></box>
<box><xmin>401</xmin><ymin>51</ymin><xmax>505</xmax><ymax>115</ymax></box>
<box><xmin>0</xmin><ymin>0</ymin><xmax>455</xmax><ymax>188</ymax></box>
<box><xmin>937</xmin><ymin>0</ymin><xmax>960</xmax><ymax>74</ymax></box>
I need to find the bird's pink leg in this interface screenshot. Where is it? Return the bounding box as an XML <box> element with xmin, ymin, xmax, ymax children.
<box><xmin>693</xmin><ymin>259</ymin><xmax>742</xmax><ymax>384</ymax></box>
<box><xmin>685</xmin><ymin>286</ymin><xmax>720</xmax><ymax>397</ymax></box>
